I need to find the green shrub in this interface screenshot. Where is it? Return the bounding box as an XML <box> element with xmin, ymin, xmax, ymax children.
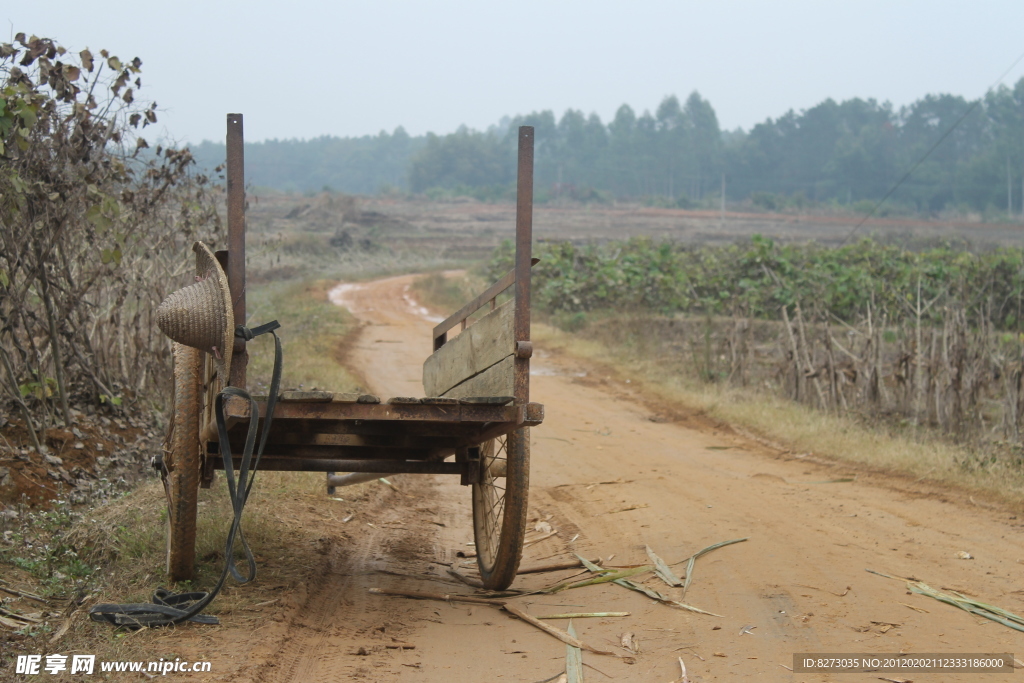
<box><xmin>490</xmin><ymin>235</ymin><xmax>1024</xmax><ymax>330</ymax></box>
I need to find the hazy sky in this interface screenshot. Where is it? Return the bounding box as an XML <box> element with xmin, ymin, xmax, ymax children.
<box><xmin>6</xmin><ymin>2</ymin><xmax>1024</xmax><ymax>145</ymax></box>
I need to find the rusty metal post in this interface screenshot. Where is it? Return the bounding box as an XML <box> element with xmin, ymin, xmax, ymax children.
<box><xmin>226</xmin><ymin>114</ymin><xmax>247</xmax><ymax>388</ymax></box>
<box><xmin>513</xmin><ymin>126</ymin><xmax>534</xmax><ymax>405</ymax></box>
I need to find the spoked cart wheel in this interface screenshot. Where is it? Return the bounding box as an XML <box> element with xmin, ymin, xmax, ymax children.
<box><xmin>165</xmin><ymin>343</ymin><xmax>203</xmax><ymax>582</ymax></box>
<box><xmin>472</xmin><ymin>427</ymin><xmax>530</xmax><ymax>590</ymax></box>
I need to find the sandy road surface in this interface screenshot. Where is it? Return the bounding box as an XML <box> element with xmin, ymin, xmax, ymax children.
<box><xmin>230</xmin><ymin>274</ymin><xmax>1024</xmax><ymax>682</ymax></box>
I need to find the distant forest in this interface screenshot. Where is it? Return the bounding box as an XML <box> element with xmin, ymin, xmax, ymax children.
<box><xmin>190</xmin><ymin>78</ymin><xmax>1024</xmax><ymax>215</ymax></box>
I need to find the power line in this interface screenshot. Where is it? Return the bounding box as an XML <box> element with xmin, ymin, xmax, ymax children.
<box><xmin>839</xmin><ymin>47</ymin><xmax>1024</xmax><ymax>246</ymax></box>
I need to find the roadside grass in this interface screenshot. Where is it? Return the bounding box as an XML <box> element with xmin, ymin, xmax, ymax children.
<box><xmin>246</xmin><ymin>278</ymin><xmax>363</xmax><ymax>394</ymax></box>
<box><xmin>409</xmin><ymin>271</ymin><xmax>481</xmax><ymax>314</ymax></box>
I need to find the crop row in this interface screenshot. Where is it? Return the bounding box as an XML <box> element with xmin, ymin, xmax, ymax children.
<box><xmin>488</xmin><ymin>236</ymin><xmax>1024</xmax><ymax>330</ymax></box>
<box><xmin>486</xmin><ymin>237</ymin><xmax>1024</xmax><ymax>455</ymax></box>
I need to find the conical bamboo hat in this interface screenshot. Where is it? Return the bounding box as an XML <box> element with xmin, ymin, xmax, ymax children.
<box><xmin>157</xmin><ymin>242</ymin><xmax>234</xmax><ymax>380</ymax></box>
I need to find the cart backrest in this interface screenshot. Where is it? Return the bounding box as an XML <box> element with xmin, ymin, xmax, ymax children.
<box><xmin>422</xmin><ymin>126</ymin><xmax>535</xmax><ymax>405</ymax></box>
<box><xmin>423</xmin><ymin>299</ymin><xmax>515</xmax><ymax>399</ymax></box>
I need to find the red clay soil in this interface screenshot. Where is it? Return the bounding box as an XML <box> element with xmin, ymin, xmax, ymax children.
<box><xmin>0</xmin><ymin>414</ymin><xmax>160</xmax><ymax>508</ymax></box>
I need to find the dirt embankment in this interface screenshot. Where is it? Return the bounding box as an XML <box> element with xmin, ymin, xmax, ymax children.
<box><xmin>0</xmin><ymin>413</ymin><xmax>159</xmax><ymax>509</ymax></box>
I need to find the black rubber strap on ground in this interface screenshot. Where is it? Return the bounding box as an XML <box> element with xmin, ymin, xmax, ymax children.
<box><xmin>89</xmin><ymin>322</ymin><xmax>283</xmax><ymax>629</ymax></box>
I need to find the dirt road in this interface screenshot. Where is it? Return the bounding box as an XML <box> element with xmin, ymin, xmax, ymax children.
<box><xmin>233</xmin><ymin>274</ymin><xmax>1024</xmax><ymax>682</ymax></box>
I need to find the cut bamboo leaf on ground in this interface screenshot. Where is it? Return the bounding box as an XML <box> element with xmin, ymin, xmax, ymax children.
<box><xmin>794</xmin><ymin>582</ymin><xmax>850</xmax><ymax>597</ymax></box>
<box><xmin>566</xmin><ymin>620</ymin><xmax>584</xmax><ymax>683</ymax></box>
<box><xmin>646</xmin><ymin>545</ymin><xmax>684</xmax><ymax>587</ymax></box>
<box><xmin>908</xmin><ymin>582</ymin><xmax>1024</xmax><ymax>632</ymax></box>
<box><xmin>517</xmin><ymin>558</ymin><xmax>602</xmax><ymax>575</ymax></box>
<box><xmin>867</xmin><ymin>569</ymin><xmax>1024</xmax><ymax>633</ymax></box>
<box><xmin>575</xmin><ymin>555</ymin><xmax>722</xmax><ymax>617</ymax></box>
<box><xmin>673</xmin><ymin>656</ymin><xmax>691</xmax><ymax>683</ymax></box>
<box><xmin>502</xmin><ymin>604</ymin><xmax>618</xmax><ymax>656</ymax></box>
<box><xmin>545</xmin><ymin>564</ymin><xmax>654</xmax><ymax>594</ymax></box>
<box><xmin>532</xmin><ymin>674</ymin><xmax>567</xmax><ymax>683</ymax></box>
<box><xmin>368</xmin><ymin>587</ymin><xmax>505</xmax><ymax>606</ymax></box>
<box><xmin>554</xmin><ymin>479</ymin><xmax>633</xmax><ymax>489</ymax></box>
<box><xmin>899</xmin><ymin>601</ymin><xmax>929</xmax><ymax>613</ymax></box>
<box><xmin>674</xmin><ymin>538</ymin><xmax>748</xmax><ymax>599</ymax></box>
<box><xmin>618</xmin><ymin>578</ymin><xmax>723</xmax><ymax>617</ymax></box>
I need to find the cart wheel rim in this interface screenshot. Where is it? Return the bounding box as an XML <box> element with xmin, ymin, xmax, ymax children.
<box><xmin>166</xmin><ymin>343</ymin><xmax>203</xmax><ymax>582</ymax></box>
<box><xmin>472</xmin><ymin>434</ymin><xmax>508</xmax><ymax>570</ymax></box>
<box><xmin>472</xmin><ymin>426</ymin><xmax>529</xmax><ymax>590</ymax></box>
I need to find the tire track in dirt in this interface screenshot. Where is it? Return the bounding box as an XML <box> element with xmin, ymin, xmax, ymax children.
<box><xmin>246</xmin><ymin>478</ymin><xmax>450</xmax><ymax>683</ymax></box>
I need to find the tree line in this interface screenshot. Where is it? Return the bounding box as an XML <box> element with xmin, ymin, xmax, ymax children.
<box><xmin>192</xmin><ymin>80</ymin><xmax>1024</xmax><ymax>216</ymax></box>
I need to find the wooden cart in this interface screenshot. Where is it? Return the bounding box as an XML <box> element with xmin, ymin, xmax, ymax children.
<box><xmin>160</xmin><ymin>116</ymin><xmax>543</xmax><ymax>591</ymax></box>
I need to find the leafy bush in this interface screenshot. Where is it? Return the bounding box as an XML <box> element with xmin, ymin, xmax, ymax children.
<box><xmin>489</xmin><ymin>235</ymin><xmax>1024</xmax><ymax>330</ymax></box>
<box><xmin>0</xmin><ymin>33</ymin><xmax>219</xmax><ymax>441</ymax></box>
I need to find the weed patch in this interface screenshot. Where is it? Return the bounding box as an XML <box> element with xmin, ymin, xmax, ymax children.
<box><xmin>246</xmin><ymin>279</ymin><xmax>362</xmax><ymax>394</ymax></box>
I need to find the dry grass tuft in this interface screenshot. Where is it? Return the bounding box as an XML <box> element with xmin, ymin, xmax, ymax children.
<box><xmin>409</xmin><ymin>271</ymin><xmax>483</xmax><ymax>314</ymax></box>
<box><xmin>246</xmin><ymin>278</ymin><xmax>363</xmax><ymax>395</ymax></box>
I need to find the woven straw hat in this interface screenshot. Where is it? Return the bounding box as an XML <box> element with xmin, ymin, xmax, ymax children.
<box><xmin>157</xmin><ymin>242</ymin><xmax>234</xmax><ymax>380</ymax></box>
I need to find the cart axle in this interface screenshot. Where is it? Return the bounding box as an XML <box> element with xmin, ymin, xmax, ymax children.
<box><xmin>216</xmin><ymin>457</ymin><xmax>465</xmax><ymax>475</ymax></box>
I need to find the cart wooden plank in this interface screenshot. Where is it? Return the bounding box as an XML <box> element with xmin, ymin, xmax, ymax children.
<box><xmin>211</xmin><ymin>397</ymin><xmax>542</xmax><ymax>450</ymax></box>
<box><xmin>212</xmin><ymin>443</ymin><xmax>440</xmax><ymax>460</ymax></box>
<box><xmin>222</xmin><ymin>395</ymin><xmax>523</xmax><ymax>423</ymax></box>
<box><xmin>263</xmin><ymin>433</ymin><xmax>463</xmax><ymax>449</ymax></box>
<box><xmin>423</xmin><ymin>300</ymin><xmax>514</xmax><ymax>397</ymax></box>
<box><xmin>280</xmin><ymin>390</ymin><xmax>333</xmax><ymax>402</ymax></box>
<box><xmin>215</xmin><ymin>458</ymin><xmax>464</xmax><ymax>474</ymax></box>
<box><xmin>440</xmin><ymin>356</ymin><xmax>515</xmax><ymax>399</ymax></box>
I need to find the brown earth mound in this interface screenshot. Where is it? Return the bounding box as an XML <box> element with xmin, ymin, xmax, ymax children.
<box><xmin>0</xmin><ymin>411</ymin><xmax>161</xmax><ymax>510</ymax></box>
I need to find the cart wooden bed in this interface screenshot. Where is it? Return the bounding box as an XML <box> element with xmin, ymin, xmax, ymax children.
<box><xmin>161</xmin><ymin>115</ymin><xmax>543</xmax><ymax>591</ymax></box>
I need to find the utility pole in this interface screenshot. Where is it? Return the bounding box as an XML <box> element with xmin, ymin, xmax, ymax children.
<box><xmin>1008</xmin><ymin>156</ymin><xmax>1013</xmax><ymax>218</ymax></box>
